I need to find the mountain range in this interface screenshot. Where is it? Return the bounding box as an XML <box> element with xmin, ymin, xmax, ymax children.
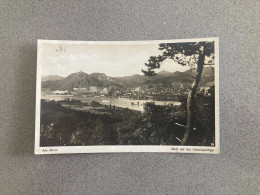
<box><xmin>41</xmin><ymin>75</ymin><xmax>64</xmax><ymax>82</ymax></box>
<box><xmin>41</xmin><ymin>67</ymin><xmax>214</xmax><ymax>91</ymax></box>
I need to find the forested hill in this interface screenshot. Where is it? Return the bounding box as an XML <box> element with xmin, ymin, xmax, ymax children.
<box><xmin>41</xmin><ymin>75</ymin><xmax>64</xmax><ymax>82</ymax></box>
<box><xmin>41</xmin><ymin>67</ymin><xmax>214</xmax><ymax>91</ymax></box>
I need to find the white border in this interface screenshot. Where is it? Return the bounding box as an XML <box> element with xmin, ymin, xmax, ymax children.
<box><xmin>35</xmin><ymin>37</ymin><xmax>220</xmax><ymax>155</ymax></box>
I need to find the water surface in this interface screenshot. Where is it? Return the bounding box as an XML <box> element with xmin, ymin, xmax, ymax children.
<box><xmin>41</xmin><ymin>94</ymin><xmax>181</xmax><ymax>112</ymax></box>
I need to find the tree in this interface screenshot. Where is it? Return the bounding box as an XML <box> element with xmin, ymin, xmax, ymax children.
<box><xmin>142</xmin><ymin>41</ymin><xmax>215</xmax><ymax>145</ymax></box>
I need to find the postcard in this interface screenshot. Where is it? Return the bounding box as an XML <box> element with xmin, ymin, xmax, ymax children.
<box><xmin>35</xmin><ymin>37</ymin><xmax>219</xmax><ymax>154</ymax></box>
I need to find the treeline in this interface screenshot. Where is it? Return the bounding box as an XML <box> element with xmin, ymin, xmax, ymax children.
<box><xmin>130</xmin><ymin>94</ymin><xmax>182</xmax><ymax>101</ymax></box>
<box><xmin>40</xmin><ymin>93</ymin><xmax>215</xmax><ymax>146</ymax></box>
<box><xmin>40</xmin><ymin>100</ymin><xmax>122</xmax><ymax>146</ymax></box>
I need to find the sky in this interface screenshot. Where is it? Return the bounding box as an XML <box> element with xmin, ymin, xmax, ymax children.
<box><xmin>40</xmin><ymin>42</ymin><xmax>190</xmax><ymax>77</ymax></box>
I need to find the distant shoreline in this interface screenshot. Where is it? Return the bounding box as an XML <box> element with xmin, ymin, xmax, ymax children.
<box><xmin>41</xmin><ymin>94</ymin><xmax>181</xmax><ymax>112</ymax></box>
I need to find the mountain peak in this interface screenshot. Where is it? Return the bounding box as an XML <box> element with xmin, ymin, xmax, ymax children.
<box><xmin>157</xmin><ymin>70</ymin><xmax>173</xmax><ymax>75</ymax></box>
<box><xmin>41</xmin><ymin>75</ymin><xmax>64</xmax><ymax>82</ymax></box>
<box><xmin>90</xmin><ymin>72</ymin><xmax>107</xmax><ymax>76</ymax></box>
<box><xmin>68</xmin><ymin>71</ymin><xmax>88</xmax><ymax>77</ymax></box>
<box><xmin>77</xmin><ymin>71</ymin><xmax>87</xmax><ymax>74</ymax></box>
<box><xmin>90</xmin><ymin>73</ymin><xmax>108</xmax><ymax>80</ymax></box>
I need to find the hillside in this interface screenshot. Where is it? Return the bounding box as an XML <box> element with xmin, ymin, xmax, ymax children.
<box><xmin>112</xmin><ymin>74</ymin><xmax>149</xmax><ymax>87</ymax></box>
<box><xmin>41</xmin><ymin>67</ymin><xmax>214</xmax><ymax>91</ymax></box>
<box><xmin>41</xmin><ymin>75</ymin><xmax>64</xmax><ymax>82</ymax></box>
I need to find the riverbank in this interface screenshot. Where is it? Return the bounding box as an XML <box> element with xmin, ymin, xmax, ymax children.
<box><xmin>41</xmin><ymin>94</ymin><xmax>181</xmax><ymax>112</ymax></box>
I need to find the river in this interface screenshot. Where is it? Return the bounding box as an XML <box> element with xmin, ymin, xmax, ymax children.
<box><xmin>41</xmin><ymin>94</ymin><xmax>181</xmax><ymax>112</ymax></box>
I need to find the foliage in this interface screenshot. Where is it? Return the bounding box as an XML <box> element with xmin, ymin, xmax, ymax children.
<box><xmin>40</xmin><ymin>87</ymin><xmax>215</xmax><ymax>147</ymax></box>
<box><xmin>90</xmin><ymin>100</ymin><xmax>101</xmax><ymax>107</ymax></box>
<box><xmin>142</xmin><ymin>41</ymin><xmax>215</xmax><ymax>76</ymax></box>
<box><xmin>40</xmin><ymin>100</ymin><xmax>120</xmax><ymax>146</ymax></box>
<box><xmin>142</xmin><ymin>41</ymin><xmax>215</xmax><ymax>145</ymax></box>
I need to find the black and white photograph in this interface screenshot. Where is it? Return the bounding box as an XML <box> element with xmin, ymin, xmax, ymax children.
<box><xmin>35</xmin><ymin>38</ymin><xmax>219</xmax><ymax>154</ymax></box>
<box><xmin>3</xmin><ymin>0</ymin><xmax>260</xmax><ymax>193</ymax></box>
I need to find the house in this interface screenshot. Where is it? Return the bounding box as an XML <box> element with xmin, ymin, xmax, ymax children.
<box><xmin>73</xmin><ymin>88</ymin><xmax>88</xmax><ymax>94</ymax></box>
<box><xmin>100</xmin><ymin>87</ymin><xmax>108</xmax><ymax>94</ymax></box>
<box><xmin>134</xmin><ymin>87</ymin><xmax>140</xmax><ymax>92</ymax></box>
<box><xmin>53</xmin><ymin>90</ymin><xmax>68</xmax><ymax>95</ymax></box>
<box><xmin>90</xmin><ymin>86</ymin><xmax>98</xmax><ymax>93</ymax></box>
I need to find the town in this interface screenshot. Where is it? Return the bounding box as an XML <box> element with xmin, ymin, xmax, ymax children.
<box><xmin>46</xmin><ymin>82</ymin><xmax>213</xmax><ymax>102</ymax></box>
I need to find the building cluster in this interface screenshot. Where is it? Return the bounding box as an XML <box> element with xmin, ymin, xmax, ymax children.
<box><xmin>73</xmin><ymin>86</ymin><xmax>108</xmax><ymax>95</ymax></box>
<box><xmin>113</xmin><ymin>85</ymin><xmax>189</xmax><ymax>97</ymax></box>
<box><xmin>51</xmin><ymin>90</ymin><xmax>69</xmax><ymax>95</ymax></box>
<box><xmin>51</xmin><ymin>82</ymin><xmax>192</xmax><ymax>98</ymax></box>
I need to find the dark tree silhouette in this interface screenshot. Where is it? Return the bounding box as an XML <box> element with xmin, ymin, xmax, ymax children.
<box><xmin>142</xmin><ymin>41</ymin><xmax>215</xmax><ymax>145</ymax></box>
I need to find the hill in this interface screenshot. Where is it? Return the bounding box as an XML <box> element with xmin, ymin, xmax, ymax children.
<box><xmin>41</xmin><ymin>67</ymin><xmax>214</xmax><ymax>91</ymax></box>
<box><xmin>41</xmin><ymin>75</ymin><xmax>64</xmax><ymax>82</ymax></box>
